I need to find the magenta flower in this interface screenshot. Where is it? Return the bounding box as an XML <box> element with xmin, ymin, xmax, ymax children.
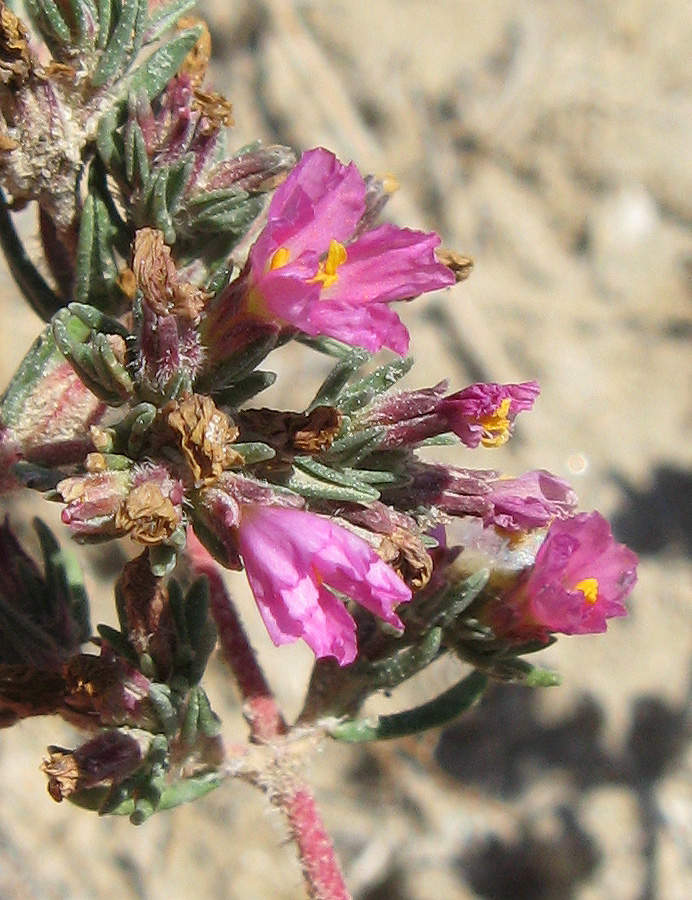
<box><xmin>490</xmin><ymin>512</ymin><xmax>638</xmax><ymax>641</ymax></box>
<box><xmin>236</xmin><ymin>504</ymin><xmax>412</xmax><ymax>665</ymax></box>
<box><xmin>484</xmin><ymin>469</ymin><xmax>578</xmax><ymax>532</ymax></box>
<box><xmin>224</xmin><ymin>147</ymin><xmax>455</xmax><ymax>354</ymax></box>
<box><xmin>437</xmin><ymin>381</ymin><xmax>540</xmax><ymax>447</ymax></box>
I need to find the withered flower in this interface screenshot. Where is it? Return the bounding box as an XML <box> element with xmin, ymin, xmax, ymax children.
<box><xmin>115</xmin><ymin>482</ymin><xmax>182</xmax><ymax>545</ymax></box>
<box><xmin>378</xmin><ymin>527</ymin><xmax>433</xmax><ymax>591</ymax></box>
<box><xmin>133</xmin><ymin>228</ymin><xmax>208</xmax><ymax>322</ymax></box>
<box><xmin>237</xmin><ymin>406</ymin><xmax>342</xmax><ymax>456</ymax></box>
<box><xmin>161</xmin><ymin>394</ymin><xmax>241</xmax><ymax>485</ymax></box>
<box><xmin>42</xmin><ymin>730</ymin><xmax>144</xmax><ymax>802</ymax></box>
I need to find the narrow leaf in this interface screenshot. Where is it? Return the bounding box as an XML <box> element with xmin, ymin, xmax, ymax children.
<box><xmin>330</xmin><ymin>670</ymin><xmax>489</xmax><ymax>742</ymax></box>
<box><xmin>92</xmin><ymin>0</ymin><xmax>141</xmax><ymax>87</ymax></box>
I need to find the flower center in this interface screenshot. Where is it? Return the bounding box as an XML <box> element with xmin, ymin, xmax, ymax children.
<box><xmin>308</xmin><ymin>240</ymin><xmax>347</xmax><ymax>290</ymax></box>
<box><xmin>479</xmin><ymin>397</ymin><xmax>512</xmax><ymax>447</ymax></box>
<box><xmin>574</xmin><ymin>577</ymin><xmax>599</xmax><ymax>604</ymax></box>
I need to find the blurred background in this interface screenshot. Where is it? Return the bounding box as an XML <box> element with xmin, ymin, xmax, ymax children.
<box><xmin>2</xmin><ymin>1</ymin><xmax>692</xmax><ymax>897</ymax></box>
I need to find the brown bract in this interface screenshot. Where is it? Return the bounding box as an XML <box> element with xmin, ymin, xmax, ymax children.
<box><xmin>238</xmin><ymin>405</ymin><xmax>342</xmax><ymax>456</ymax></box>
<box><xmin>117</xmin><ymin>552</ymin><xmax>174</xmax><ymax>676</ymax></box>
<box><xmin>378</xmin><ymin>526</ymin><xmax>433</xmax><ymax>591</ymax></box>
<box><xmin>132</xmin><ymin>228</ymin><xmax>208</xmax><ymax>321</ymax></box>
<box><xmin>115</xmin><ymin>483</ymin><xmax>181</xmax><ymax>545</ymax></box>
<box><xmin>163</xmin><ymin>394</ymin><xmax>241</xmax><ymax>485</ymax></box>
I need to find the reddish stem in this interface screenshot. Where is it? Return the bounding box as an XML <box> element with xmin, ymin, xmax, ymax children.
<box><xmin>277</xmin><ymin>782</ymin><xmax>352</xmax><ymax>900</ymax></box>
<box><xmin>187</xmin><ymin>530</ymin><xmax>286</xmax><ymax>741</ymax></box>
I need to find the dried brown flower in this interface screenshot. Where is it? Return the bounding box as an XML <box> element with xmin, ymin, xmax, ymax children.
<box><xmin>378</xmin><ymin>527</ymin><xmax>433</xmax><ymax>591</ymax></box>
<box><xmin>42</xmin><ymin>731</ymin><xmax>144</xmax><ymax>802</ymax></box>
<box><xmin>115</xmin><ymin>483</ymin><xmax>181</xmax><ymax>545</ymax></box>
<box><xmin>0</xmin><ymin>3</ymin><xmax>30</xmax><ymax>87</ymax></box>
<box><xmin>42</xmin><ymin>747</ymin><xmax>80</xmax><ymax>801</ymax></box>
<box><xmin>132</xmin><ymin>228</ymin><xmax>208</xmax><ymax>321</ymax></box>
<box><xmin>162</xmin><ymin>394</ymin><xmax>241</xmax><ymax>485</ymax></box>
<box><xmin>238</xmin><ymin>406</ymin><xmax>342</xmax><ymax>456</ymax></box>
<box><xmin>192</xmin><ymin>88</ymin><xmax>234</xmax><ymax>129</ymax></box>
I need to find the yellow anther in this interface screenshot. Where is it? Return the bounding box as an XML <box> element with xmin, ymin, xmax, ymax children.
<box><xmin>269</xmin><ymin>247</ymin><xmax>290</xmax><ymax>270</ymax></box>
<box><xmin>574</xmin><ymin>577</ymin><xmax>599</xmax><ymax>604</ymax></box>
<box><xmin>382</xmin><ymin>174</ymin><xmax>399</xmax><ymax>194</ymax></box>
<box><xmin>479</xmin><ymin>397</ymin><xmax>512</xmax><ymax>447</ymax></box>
<box><xmin>309</xmin><ymin>240</ymin><xmax>347</xmax><ymax>290</ymax></box>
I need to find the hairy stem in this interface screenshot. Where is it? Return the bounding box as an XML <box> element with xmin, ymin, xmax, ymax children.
<box><xmin>275</xmin><ymin>781</ymin><xmax>352</xmax><ymax>900</ymax></box>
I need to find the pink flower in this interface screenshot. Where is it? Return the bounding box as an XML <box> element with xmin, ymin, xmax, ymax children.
<box><xmin>437</xmin><ymin>381</ymin><xmax>540</xmax><ymax>447</ymax></box>
<box><xmin>224</xmin><ymin>148</ymin><xmax>455</xmax><ymax>354</ymax></box>
<box><xmin>484</xmin><ymin>470</ymin><xmax>578</xmax><ymax>531</ymax></box>
<box><xmin>237</xmin><ymin>505</ymin><xmax>412</xmax><ymax>665</ymax></box>
<box><xmin>490</xmin><ymin>512</ymin><xmax>638</xmax><ymax>641</ymax></box>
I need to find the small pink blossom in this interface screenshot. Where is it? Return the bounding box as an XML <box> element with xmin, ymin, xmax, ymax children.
<box><xmin>437</xmin><ymin>381</ymin><xmax>540</xmax><ymax>448</ymax></box>
<box><xmin>222</xmin><ymin>148</ymin><xmax>455</xmax><ymax>354</ymax></box>
<box><xmin>236</xmin><ymin>504</ymin><xmax>412</xmax><ymax>665</ymax></box>
<box><xmin>490</xmin><ymin>512</ymin><xmax>638</xmax><ymax>642</ymax></box>
<box><xmin>484</xmin><ymin>470</ymin><xmax>578</xmax><ymax>531</ymax></box>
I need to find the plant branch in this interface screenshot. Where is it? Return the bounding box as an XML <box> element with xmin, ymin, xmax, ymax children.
<box><xmin>274</xmin><ymin>780</ymin><xmax>352</xmax><ymax>900</ymax></box>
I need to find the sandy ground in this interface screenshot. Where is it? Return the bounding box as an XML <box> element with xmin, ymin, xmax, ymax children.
<box><xmin>2</xmin><ymin>1</ymin><xmax>692</xmax><ymax>898</ymax></box>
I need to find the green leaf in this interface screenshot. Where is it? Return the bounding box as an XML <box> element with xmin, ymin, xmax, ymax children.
<box><xmin>147</xmin><ymin>683</ymin><xmax>179</xmax><ymax>737</ymax></box>
<box><xmin>74</xmin><ymin>166</ymin><xmax>127</xmax><ymax>312</ymax></box>
<box><xmin>338</xmin><ymin>357</ymin><xmax>414</xmax><ymax>414</ymax></box>
<box><xmin>69</xmin><ymin>771</ymin><xmax>224</xmax><ymax>816</ymax></box>
<box><xmin>67</xmin><ymin>0</ymin><xmax>99</xmax><ymax>47</ymax></box>
<box><xmin>0</xmin><ymin>326</ymin><xmax>63</xmax><ymax>428</ymax></box>
<box><xmin>25</xmin><ymin>0</ymin><xmax>71</xmax><ymax>45</ymax></box>
<box><xmin>366</xmin><ymin>628</ymin><xmax>443</xmax><ymax>690</ymax></box>
<box><xmin>309</xmin><ymin>349</ymin><xmax>369</xmax><ymax>410</ymax></box>
<box><xmin>96</xmin><ymin>105</ymin><xmax>126</xmax><ymax>171</ymax></box>
<box><xmin>34</xmin><ymin>518</ymin><xmax>91</xmax><ymax>644</ymax></box>
<box><xmin>92</xmin><ymin>0</ymin><xmax>145</xmax><ymax>87</ymax></box>
<box><xmin>128</xmin><ymin>25</ymin><xmax>203</xmax><ymax>101</ymax></box>
<box><xmin>184</xmin><ymin>577</ymin><xmax>210</xmax><ymax>650</ymax></box>
<box><xmin>95</xmin><ymin>0</ymin><xmax>113</xmax><ymax>49</ymax></box>
<box><xmin>330</xmin><ymin>670</ymin><xmax>489</xmax><ymax>742</ymax></box>
<box><xmin>149</xmin><ymin>543</ymin><xmax>179</xmax><ymax>577</ymax></box>
<box><xmin>124</xmin><ymin>119</ymin><xmax>150</xmax><ymax>187</ymax></box>
<box><xmin>0</xmin><ymin>190</ymin><xmax>65</xmax><ymax>321</ymax></box>
<box><xmin>97</xmin><ymin>624</ymin><xmax>138</xmax><ymax>666</ymax></box>
<box><xmin>142</xmin><ymin>0</ymin><xmax>196</xmax><ymax>44</ymax></box>
<box><xmin>228</xmin><ymin>440</ymin><xmax>276</xmax><ymax>465</ymax></box>
<box><xmin>68</xmin><ymin>303</ymin><xmax>130</xmax><ymax>337</ymax></box>
<box><xmin>181</xmin><ymin>686</ymin><xmax>200</xmax><ymax>746</ymax></box>
<box><xmin>290</xmin><ymin>456</ymin><xmax>380</xmax><ymax>503</ymax></box>
<box><xmin>212</xmin><ymin>372</ymin><xmax>277</xmax><ymax>408</ymax></box>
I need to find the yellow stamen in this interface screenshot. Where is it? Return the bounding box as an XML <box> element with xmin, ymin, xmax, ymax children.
<box><xmin>574</xmin><ymin>577</ymin><xmax>599</xmax><ymax>604</ymax></box>
<box><xmin>269</xmin><ymin>246</ymin><xmax>290</xmax><ymax>270</ymax></box>
<box><xmin>382</xmin><ymin>174</ymin><xmax>399</xmax><ymax>195</ymax></box>
<box><xmin>479</xmin><ymin>397</ymin><xmax>512</xmax><ymax>448</ymax></box>
<box><xmin>309</xmin><ymin>240</ymin><xmax>347</xmax><ymax>290</ymax></box>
